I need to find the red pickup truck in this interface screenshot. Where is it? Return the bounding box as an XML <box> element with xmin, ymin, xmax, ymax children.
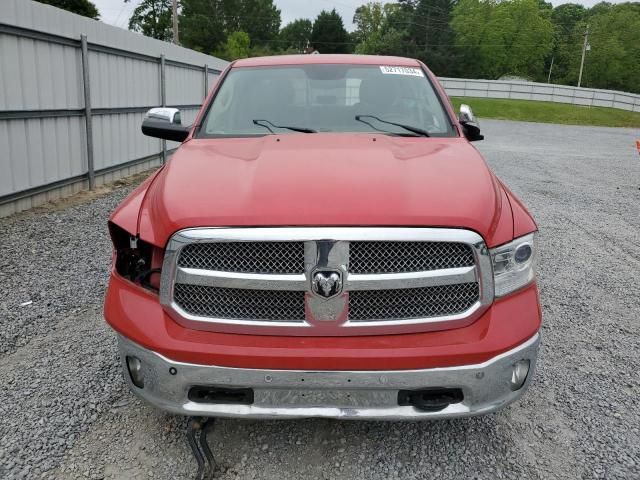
<box><xmin>105</xmin><ymin>54</ymin><xmax>540</xmax><ymax>421</ymax></box>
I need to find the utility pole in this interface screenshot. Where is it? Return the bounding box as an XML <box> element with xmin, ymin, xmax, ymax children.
<box><xmin>578</xmin><ymin>24</ymin><xmax>589</xmax><ymax>88</ymax></box>
<box><xmin>547</xmin><ymin>56</ymin><xmax>554</xmax><ymax>84</ymax></box>
<box><xmin>172</xmin><ymin>0</ymin><xmax>179</xmax><ymax>45</ymax></box>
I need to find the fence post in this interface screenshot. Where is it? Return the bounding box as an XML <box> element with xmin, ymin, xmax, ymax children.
<box><xmin>204</xmin><ymin>64</ymin><xmax>208</xmax><ymax>99</ymax></box>
<box><xmin>80</xmin><ymin>34</ymin><xmax>95</xmax><ymax>190</ymax></box>
<box><xmin>160</xmin><ymin>54</ymin><xmax>166</xmax><ymax>164</ymax></box>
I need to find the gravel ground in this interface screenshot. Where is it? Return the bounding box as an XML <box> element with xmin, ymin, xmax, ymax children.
<box><xmin>1</xmin><ymin>119</ymin><xmax>639</xmax><ymax>480</ymax></box>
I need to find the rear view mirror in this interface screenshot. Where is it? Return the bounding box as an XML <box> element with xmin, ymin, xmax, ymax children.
<box><xmin>148</xmin><ymin>107</ymin><xmax>182</xmax><ymax>124</ymax></box>
<box><xmin>459</xmin><ymin>104</ymin><xmax>484</xmax><ymax>142</ymax></box>
<box><xmin>141</xmin><ymin>107</ymin><xmax>190</xmax><ymax>142</ymax></box>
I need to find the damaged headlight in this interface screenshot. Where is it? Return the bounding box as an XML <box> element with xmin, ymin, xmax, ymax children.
<box><xmin>108</xmin><ymin>222</ymin><xmax>162</xmax><ymax>292</ymax></box>
<box><xmin>490</xmin><ymin>232</ymin><xmax>537</xmax><ymax>297</ymax></box>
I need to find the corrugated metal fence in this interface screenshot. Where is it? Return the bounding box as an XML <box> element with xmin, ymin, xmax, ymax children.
<box><xmin>440</xmin><ymin>77</ymin><xmax>640</xmax><ymax>112</ymax></box>
<box><xmin>0</xmin><ymin>0</ymin><xmax>228</xmax><ymax>217</ymax></box>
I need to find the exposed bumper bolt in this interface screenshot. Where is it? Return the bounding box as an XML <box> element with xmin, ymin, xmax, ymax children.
<box><xmin>187</xmin><ymin>417</ymin><xmax>217</xmax><ymax>480</ymax></box>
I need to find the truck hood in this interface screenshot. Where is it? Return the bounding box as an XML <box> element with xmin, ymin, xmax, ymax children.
<box><xmin>137</xmin><ymin>134</ymin><xmax>512</xmax><ymax>247</ymax></box>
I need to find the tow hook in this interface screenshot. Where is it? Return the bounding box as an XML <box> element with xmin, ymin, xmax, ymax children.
<box><xmin>187</xmin><ymin>417</ymin><xmax>217</xmax><ymax>479</ymax></box>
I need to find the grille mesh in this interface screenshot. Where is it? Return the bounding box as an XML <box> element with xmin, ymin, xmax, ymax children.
<box><xmin>174</xmin><ymin>284</ymin><xmax>306</xmax><ymax>321</ymax></box>
<box><xmin>349</xmin><ymin>241</ymin><xmax>475</xmax><ymax>274</ymax></box>
<box><xmin>172</xmin><ymin>237</ymin><xmax>481</xmax><ymax>326</ymax></box>
<box><xmin>178</xmin><ymin>242</ymin><xmax>304</xmax><ymax>274</ymax></box>
<box><xmin>348</xmin><ymin>283</ymin><xmax>479</xmax><ymax>321</ymax></box>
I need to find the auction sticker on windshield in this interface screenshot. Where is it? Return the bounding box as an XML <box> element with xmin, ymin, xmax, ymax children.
<box><xmin>380</xmin><ymin>66</ymin><xmax>424</xmax><ymax>77</ymax></box>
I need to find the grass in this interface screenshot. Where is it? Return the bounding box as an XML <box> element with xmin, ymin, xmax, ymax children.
<box><xmin>450</xmin><ymin>97</ymin><xmax>640</xmax><ymax>128</ymax></box>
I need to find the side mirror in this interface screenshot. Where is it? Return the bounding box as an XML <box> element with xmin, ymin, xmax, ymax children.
<box><xmin>141</xmin><ymin>107</ymin><xmax>190</xmax><ymax>142</ymax></box>
<box><xmin>459</xmin><ymin>104</ymin><xmax>484</xmax><ymax>142</ymax></box>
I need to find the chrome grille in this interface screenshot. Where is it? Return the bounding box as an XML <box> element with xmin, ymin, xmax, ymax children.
<box><xmin>178</xmin><ymin>242</ymin><xmax>304</xmax><ymax>274</ymax></box>
<box><xmin>349</xmin><ymin>283</ymin><xmax>480</xmax><ymax>321</ymax></box>
<box><xmin>162</xmin><ymin>228</ymin><xmax>493</xmax><ymax>336</ymax></box>
<box><xmin>174</xmin><ymin>284</ymin><xmax>305</xmax><ymax>322</ymax></box>
<box><xmin>349</xmin><ymin>241</ymin><xmax>475</xmax><ymax>274</ymax></box>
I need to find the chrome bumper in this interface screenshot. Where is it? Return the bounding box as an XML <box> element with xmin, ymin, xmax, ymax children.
<box><xmin>117</xmin><ymin>333</ymin><xmax>540</xmax><ymax>420</ymax></box>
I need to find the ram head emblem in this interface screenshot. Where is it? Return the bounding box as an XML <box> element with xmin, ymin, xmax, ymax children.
<box><xmin>311</xmin><ymin>270</ymin><xmax>343</xmax><ymax>299</ymax></box>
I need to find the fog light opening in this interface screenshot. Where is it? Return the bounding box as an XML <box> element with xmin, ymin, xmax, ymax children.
<box><xmin>510</xmin><ymin>359</ymin><xmax>530</xmax><ymax>391</ymax></box>
<box><xmin>126</xmin><ymin>356</ymin><xmax>145</xmax><ymax>388</ymax></box>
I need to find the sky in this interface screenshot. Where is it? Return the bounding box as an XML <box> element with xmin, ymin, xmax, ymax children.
<box><xmin>93</xmin><ymin>0</ymin><xmax>626</xmax><ymax>31</ymax></box>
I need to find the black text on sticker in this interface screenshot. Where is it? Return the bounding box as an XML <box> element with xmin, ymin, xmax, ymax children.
<box><xmin>380</xmin><ymin>66</ymin><xmax>425</xmax><ymax>77</ymax></box>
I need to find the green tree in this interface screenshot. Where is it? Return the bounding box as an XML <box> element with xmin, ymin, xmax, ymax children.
<box><xmin>279</xmin><ymin>19</ymin><xmax>313</xmax><ymax>52</ymax></box>
<box><xmin>36</xmin><ymin>0</ymin><xmax>99</xmax><ymax>19</ymax></box>
<box><xmin>547</xmin><ymin>3</ymin><xmax>587</xmax><ymax>83</ymax></box>
<box><xmin>127</xmin><ymin>0</ymin><xmax>173</xmax><ymax>41</ymax></box>
<box><xmin>588</xmin><ymin>1</ymin><xmax>613</xmax><ymax>17</ymax></box>
<box><xmin>409</xmin><ymin>0</ymin><xmax>459</xmax><ymax>75</ymax></box>
<box><xmin>179</xmin><ymin>0</ymin><xmax>226</xmax><ymax>53</ymax></box>
<box><xmin>552</xmin><ymin>3</ymin><xmax>587</xmax><ymax>35</ymax></box>
<box><xmin>310</xmin><ymin>9</ymin><xmax>351</xmax><ymax>54</ymax></box>
<box><xmin>219</xmin><ymin>31</ymin><xmax>251</xmax><ymax>60</ymax></box>
<box><xmin>537</xmin><ymin>0</ymin><xmax>553</xmax><ymax>13</ymax></box>
<box><xmin>563</xmin><ymin>3</ymin><xmax>640</xmax><ymax>92</ymax></box>
<box><xmin>228</xmin><ymin>0</ymin><xmax>280</xmax><ymax>45</ymax></box>
<box><xmin>249</xmin><ymin>43</ymin><xmax>289</xmax><ymax>57</ymax></box>
<box><xmin>449</xmin><ymin>0</ymin><xmax>495</xmax><ymax>77</ymax></box>
<box><xmin>353</xmin><ymin>2</ymin><xmax>387</xmax><ymax>43</ymax></box>
<box><xmin>179</xmin><ymin>0</ymin><xmax>280</xmax><ymax>53</ymax></box>
<box><xmin>355</xmin><ymin>28</ymin><xmax>406</xmax><ymax>55</ymax></box>
<box><xmin>353</xmin><ymin>2</ymin><xmax>408</xmax><ymax>56</ymax></box>
<box><xmin>451</xmin><ymin>0</ymin><xmax>554</xmax><ymax>79</ymax></box>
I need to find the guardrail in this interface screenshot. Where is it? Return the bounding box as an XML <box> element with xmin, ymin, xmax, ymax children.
<box><xmin>439</xmin><ymin>77</ymin><xmax>640</xmax><ymax>112</ymax></box>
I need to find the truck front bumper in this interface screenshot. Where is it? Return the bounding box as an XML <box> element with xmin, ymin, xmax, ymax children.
<box><xmin>118</xmin><ymin>332</ymin><xmax>539</xmax><ymax>420</ymax></box>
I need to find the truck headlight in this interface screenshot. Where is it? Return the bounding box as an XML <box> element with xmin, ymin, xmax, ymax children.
<box><xmin>490</xmin><ymin>232</ymin><xmax>537</xmax><ymax>297</ymax></box>
<box><xmin>108</xmin><ymin>221</ymin><xmax>162</xmax><ymax>292</ymax></box>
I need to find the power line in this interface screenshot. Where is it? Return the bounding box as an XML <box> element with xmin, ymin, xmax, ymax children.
<box><xmin>254</xmin><ymin>37</ymin><xmax>583</xmax><ymax>48</ymax></box>
<box><xmin>112</xmin><ymin>2</ymin><xmax>129</xmax><ymax>28</ymax></box>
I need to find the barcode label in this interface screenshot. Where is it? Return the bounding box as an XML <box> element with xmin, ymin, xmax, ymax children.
<box><xmin>379</xmin><ymin>66</ymin><xmax>425</xmax><ymax>77</ymax></box>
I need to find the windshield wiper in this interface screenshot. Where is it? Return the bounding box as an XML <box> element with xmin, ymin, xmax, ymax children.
<box><xmin>253</xmin><ymin>119</ymin><xmax>317</xmax><ymax>134</ymax></box>
<box><xmin>355</xmin><ymin>115</ymin><xmax>430</xmax><ymax>137</ymax></box>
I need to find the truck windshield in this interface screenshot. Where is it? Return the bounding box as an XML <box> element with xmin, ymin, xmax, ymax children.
<box><xmin>199</xmin><ymin>64</ymin><xmax>455</xmax><ymax>138</ymax></box>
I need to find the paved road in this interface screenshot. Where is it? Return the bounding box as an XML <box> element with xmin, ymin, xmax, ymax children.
<box><xmin>1</xmin><ymin>120</ymin><xmax>639</xmax><ymax>479</ymax></box>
